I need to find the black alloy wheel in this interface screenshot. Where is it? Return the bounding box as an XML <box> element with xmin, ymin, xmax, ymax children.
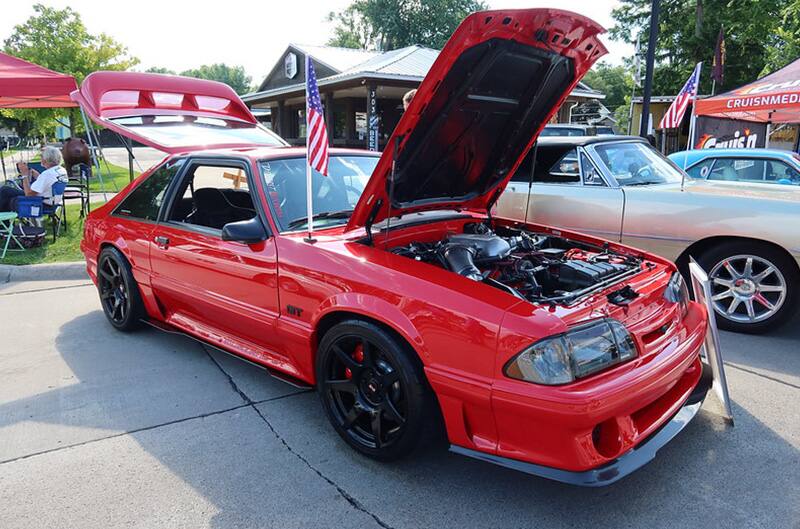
<box><xmin>317</xmin><ymin>320</ymin><xmax>435</xmax><ymax>461</ymax></box>
<box><xmin>97</xmin><ymin>247</ymin><xmax>145</xmax><ymax>331</ymax></box>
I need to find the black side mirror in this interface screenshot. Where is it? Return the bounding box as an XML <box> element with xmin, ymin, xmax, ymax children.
<box><xmin>221</xmin><ymin>217</ymin><xmax>268</xmax><ymax>244</ymax></box>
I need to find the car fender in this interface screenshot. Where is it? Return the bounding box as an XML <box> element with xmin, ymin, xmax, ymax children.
<box><xmin>312</xmin><ymin>292</ymin><xmax>430</xmax><ymax>362</ymax></box>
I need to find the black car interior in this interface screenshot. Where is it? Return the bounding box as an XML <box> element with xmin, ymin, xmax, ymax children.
<box><xmin>168</xmin><ymin>165</ymin><xmax>258</xmax><ymax>230</ymax></box>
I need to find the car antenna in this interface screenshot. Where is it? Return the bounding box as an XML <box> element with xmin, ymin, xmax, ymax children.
<box><xmin>383</xmin><ymin>135</ymin><xmax>402</xmax><ymax>249</ymax></box>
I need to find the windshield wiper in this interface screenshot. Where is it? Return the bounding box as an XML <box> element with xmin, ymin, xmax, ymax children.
<box><xmin>286</xmin><ymin>209</ymin><xmax>354</xmax><ymax>230</ymax></box>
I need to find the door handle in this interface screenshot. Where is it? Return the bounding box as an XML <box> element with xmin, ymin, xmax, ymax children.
<box><xmin>154</xmin><ymin>235</ymin><xmax>170</xmax><ymax>248</ymax></box>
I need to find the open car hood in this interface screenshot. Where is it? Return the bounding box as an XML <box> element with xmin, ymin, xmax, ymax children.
<box><xmin>347</xmin><ymin>9</ymin><xmax>606</xmax><ymax>231</ymax></box>
<box><xmin>72</xmin><ymin>71</ymin><xmax>286</xmax><ymax>153</ymax></box>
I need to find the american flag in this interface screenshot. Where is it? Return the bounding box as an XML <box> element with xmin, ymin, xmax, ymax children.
<box><xmin>306</xmin><ymin>56</ymin><xmax>329</xmax><ymax>176</ymax></box>
<box><xmin>659</xmin><ymin>63</ymin><xmax>702</xmax><ymax>129</ymax></box>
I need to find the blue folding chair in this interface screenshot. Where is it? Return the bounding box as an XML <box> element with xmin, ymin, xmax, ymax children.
<box><xmin>12</xmin><ymin>195</ymin><xmax>47</xmax><ymax>248</ymax></box>
<box><xmin>42</xmin><ymin>180</ymin><xmax>68</xmax><ymax>241</ymax></box>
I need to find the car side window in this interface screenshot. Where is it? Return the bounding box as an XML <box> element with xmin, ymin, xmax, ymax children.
<box><xmin>580</xmin><ymin>152</ymin><xmax>605</xmax><ymax>186</ymax></box>
<box><xmin>767</xmin><ymin>161</ymin><xmax>800</xmax><ymax>183</ymax></box>
<box><xmin>510</xmin><ymin>150</ymin><xmax>533</xmax><ymax>183</ymax></box>
<box><xmin>166</xmin><ymin>162</ymin><xmax>259</xmax><ymax>231</ymax></box>
<box><xmin>115</xmin><ymin>159</ymin><xmax>184</xmax><ymax>221</ymax></box>
<box><xmin>708</xmin><ymin>158</ymin><xmax>766</xmax><ymax>182</ymax></box>
<box><xmin>686</xmin><ymin>158</ymin><xmax>715</xmax><ymax>179</ymax></box>
<box><xmin>532</xmin><ymin>147</ymin><xmax>580</xmax><ymax>185</ymax></box>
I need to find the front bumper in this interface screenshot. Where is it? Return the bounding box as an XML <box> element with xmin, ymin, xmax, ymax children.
<box><xmin>451</xmin><ymin>362</ymin><xmax>713</xmax><ymax>487</ymax></box>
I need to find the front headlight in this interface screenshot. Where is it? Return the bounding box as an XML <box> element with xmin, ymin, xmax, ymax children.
<box><xmin>504</xmin><ymin>319</ymin><xmax>638</xmax><ymax>385</ymax></box>
<box><xmin>664</xmin><ymin>272</ymin><xmax>690</xmax><ymax>317</ymax></box>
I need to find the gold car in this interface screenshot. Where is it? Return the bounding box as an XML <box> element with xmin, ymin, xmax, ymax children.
<box><xmin>497</xmin><ymin>136</ymin><xmax>800</xmax><ymax>333</ymax></box>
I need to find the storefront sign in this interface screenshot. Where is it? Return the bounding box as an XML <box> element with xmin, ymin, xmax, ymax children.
<box><xmin>367</xmin><ymin>85</ymin><xmax>379</xmax><ymax>151</ymax></box>
<box><xmin>694</xmin><ymin>116</ymin><xmax>767</xmax><ymax>149</ymax></box>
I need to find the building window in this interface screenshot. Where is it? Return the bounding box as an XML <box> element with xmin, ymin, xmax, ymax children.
<box><xmin>333</xmin><ymin>105</ymin><xmax>346</xmax><ymax>139</ymax></box>
<box><xmin>355</xmin><ymin>112</ymin><xmax>367</xmax><ymax>141</ymax></box>
<box><xmin>297</xmin><ymin>108</ymin><xmax>306</xmax><ymax>138</ymax></box>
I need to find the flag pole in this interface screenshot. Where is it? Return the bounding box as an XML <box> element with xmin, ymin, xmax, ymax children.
<box><xmin>305</xmin><ymin>55</ymin><xmax>315</xmax><ymax>243</ymax></box>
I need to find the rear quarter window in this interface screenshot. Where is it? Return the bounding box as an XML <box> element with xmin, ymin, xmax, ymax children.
<box><xmin>114</xmin><ymin>159</ymin><xmax>184</xmax><ymax>221</ymax></box>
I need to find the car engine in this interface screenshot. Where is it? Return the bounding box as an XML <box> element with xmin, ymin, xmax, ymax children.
<box><xmin>391</xmin><ymin>222</ymin><xmax>643</xmax><ymax>304</ymax></box>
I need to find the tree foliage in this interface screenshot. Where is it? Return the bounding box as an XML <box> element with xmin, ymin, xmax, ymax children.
<box><xmin>327</xmin><ymin>0</ymin><xmax>487</xmax><ymax>51</ymax></box>
<box><xmin>145</xmin><ymin>66</ymin><xmax>176</xmax><ymax>75</ymax></box>
<box><xmin>582</xmin><ymin>62</ymin><xmax>632</xmax><ymax>112</ymax></box>
<box><xmin>179</xmin><ymin>63</ymin><xmax>252</xmax><ymax>95</ymax></box>
<box><xmin>610</xmin><ymin>0</ymin><xmax>784</xmax><ymax>95</ymax></box>
<box><xmin>761</xmin><ymin>1</ymin><xmax>800</xmax><ymax>74</ymax></box>
<box><xmin>2</xmin><ymin>4</ymin><xmax>138</xmax><ymax>137</ymax></box>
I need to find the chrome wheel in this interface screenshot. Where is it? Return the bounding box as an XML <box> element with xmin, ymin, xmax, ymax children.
<box><xmin>709</xmin><ymin>254</ymin><xmax>787</xmax><ymax>324</ymax></box>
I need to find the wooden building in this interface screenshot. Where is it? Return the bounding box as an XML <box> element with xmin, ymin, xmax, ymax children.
<box><xmin>244</xmin><ymin>44</ymin><xmax>606</xmax><ymax>150</ymax></box>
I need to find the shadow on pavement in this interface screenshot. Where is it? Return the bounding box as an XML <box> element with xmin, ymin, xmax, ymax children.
<box><xmin>719</xmin><ymin>312</ymin><xmax>800</xmax><ymax>382</ymax></box>
<box><xmin>1</xmin><ymin>308</ymin><xmax>796</xmax><ymax>528</ymax></box>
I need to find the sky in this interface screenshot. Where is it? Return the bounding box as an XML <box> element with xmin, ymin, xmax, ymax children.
<box><xmin>1</xmin><ymin>1</ymin><xmax>634</xmax><ymax>84</ymax></box>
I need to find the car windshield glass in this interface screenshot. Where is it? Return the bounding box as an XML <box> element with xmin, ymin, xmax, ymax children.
<box><xmin>593</xmin><ymin>141</ymin><xmax>683</xmax><ymax>186</ymax></box>
<box><xmin>260</xmin><ymin>155</ymin><xmax>379</xmax><ymax>232</ymax></box>
<box><xmin>109</xmin><ymin>115</ymin><xmax>285</xmax><ymax>148</ymax></box>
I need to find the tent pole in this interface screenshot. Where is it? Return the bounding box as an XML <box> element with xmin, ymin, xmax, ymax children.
<box><xmin>765</xmin><ymin>122</ymin><xmax>771</xmax><ymax>148</ymax></box>
<box><xmin>79</xmin><ymin>107</ymin><xmax>108</xmax><ymax>203</ymax></box>
<box><xmin>0</xmin><ymin>149</ymin><xmax>6</xmax><ymax>180</ymax></box>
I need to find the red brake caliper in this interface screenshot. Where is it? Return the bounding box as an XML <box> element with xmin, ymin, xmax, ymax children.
<box><xmin>345</xmin><ymin>344</ymin><xmax>364</xmax><ymax>379</ymax></box>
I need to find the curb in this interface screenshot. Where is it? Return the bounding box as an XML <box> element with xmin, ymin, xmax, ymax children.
<box><xmin>0</xmin><ymin>262</ymin><xmax>88</xmax><ymax>283</ymax></box>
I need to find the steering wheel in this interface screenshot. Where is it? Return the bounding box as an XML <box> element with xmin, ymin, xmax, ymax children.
<box><xmin>635</xmin><ymin>165</ymin><xmax>654</xmax><ymax>181</ymax></box>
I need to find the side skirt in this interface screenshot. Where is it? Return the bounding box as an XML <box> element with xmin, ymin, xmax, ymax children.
<box><xmin>142</xmin><ymin>319</ymin><xmax>313</xmax><ymax>390</ymax></box>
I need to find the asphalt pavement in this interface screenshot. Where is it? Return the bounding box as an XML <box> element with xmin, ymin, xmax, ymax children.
<box><xmin>0</xmin><ymin>278</ymin><xmax>798</xmax><ymax>529</ymax></box>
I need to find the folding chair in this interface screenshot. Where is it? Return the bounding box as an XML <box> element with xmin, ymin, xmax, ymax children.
<box><xmin>0</xmin><ymin>211</ymin><xmax>24</xmax><ymax>259</ymax></box>
<box><xmin>42</xmin><ymin>180</ymin><xmax>68</xmax><ymax>241</ymax></box>
<box><xmin>14</xmin><ymin>196</ymin><xmax>47</xmax><ymax>247</ymax></box>
<box><xmin>64</xmin><ymin>163</ymin><xmax>91</xmax><ymax>217</ymax></box>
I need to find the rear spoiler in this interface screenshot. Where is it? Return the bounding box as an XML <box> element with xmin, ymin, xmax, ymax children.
<box><xmin>71</xmin><ymin>71</ymin><xmax>257</xmax><ymax>124</ymax></box>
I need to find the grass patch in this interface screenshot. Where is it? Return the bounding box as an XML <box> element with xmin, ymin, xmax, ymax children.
<box><xmin>90</xmin><ymin>159</ymin><xmax>140</xmax><ymax>193</ymax></box>
<box><xmin>0</xmin><ymin>200</ymin><xmax>104</xmax><ymax>265</ymax></box>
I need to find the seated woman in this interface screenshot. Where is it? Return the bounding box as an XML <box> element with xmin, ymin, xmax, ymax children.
<box><xmin>0</xmin><ymin>146</ymin><xmax>68</xmax><ymax>212</ymax></box>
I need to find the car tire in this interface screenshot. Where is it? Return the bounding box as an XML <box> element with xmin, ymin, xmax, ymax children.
<box><xmin>316</xmin><ymin>319</ymin><xmax>437</xmax><ymax>461</ymax></box>
<box><xmin>97</xmin><ymin>246</ymin><xmax>146</xmax><ymax>332</ymax></box>
<box><xmin>696</xmin><ymin>241</ymin><xmax>799</xmax><ymax>334</ymax></box>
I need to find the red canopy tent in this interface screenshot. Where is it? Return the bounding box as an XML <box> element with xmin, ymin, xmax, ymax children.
<box><xmin>695</xmin><ymin>57</ymin><xmax>800</xmax><ymax>124</ymax></box>
<box><xmin>0</xmin><ymin>51</ymin><xmax>77</xmax><ymax>108</ymax></box>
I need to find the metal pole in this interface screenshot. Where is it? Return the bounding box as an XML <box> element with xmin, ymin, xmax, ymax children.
<box><xmin>627</xmin><ymin>84</ymin><xmax>636</xmax><ymax>135</ymax></box>
<box><xmin>78</xmin><ymin>107</ymin><xmax>108</xmax><ymax>202</ymax></box>
<box><xmin>0</xmin><ymin>149</ymin><xmax>6</xmax><ymax>180</ymax></box>
<box><xmin>304</xmin><ymin>55</ymin><xmax>315</xmax><ymax>243</ymax></box>
<box><xmin>127</xmin><ymin>137</ymin><xmax>134</xmax><ymax>183</ymax></box>
<box><xmin>639</xmin><ymin>0</ymin><xmax>661</xmax><ymax>138</ymax></box>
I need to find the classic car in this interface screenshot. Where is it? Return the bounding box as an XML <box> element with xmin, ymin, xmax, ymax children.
<box><xmin>497</xmin><ymin>135</ymin><xmax>800</xmax><ymax>333</ymax></box>
<box><xmin>669</xmin><ymin>148</ymin><xmax>800</xmax><ymax>186</ymax></box>
<box><xmin>541</xmin><ymin>123</ymin><xmax>616</xmax><ymax>136</ymax></box>
<box><xmin>77</xmin><ymin>9</ymin><xmax>712</xmax><ymax>487</ymax></box>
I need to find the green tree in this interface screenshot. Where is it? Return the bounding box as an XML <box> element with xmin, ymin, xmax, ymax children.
<box><xmin>2</xmin><ymin>4</ymin><xmax>138</xmax><ymax>137</ymax></box>
<box><xmin>145</xmin><ymin>66</ymin><xmax>177</xmax><ymax>75</ymax></box>
<box><xmin>582</xmin><ymin>62</ymin><xmax>632</xmax><ymax>113</ymax></box>
<box><xmin>761</xmin><ymin>1</ymin><xmax>800</xmax><ymax>75</ymax></box>
<box><xmin>327</xmin><ymin>0</ymin><xmax>487</xmax><ymax>51</ymax></box>
<box><xmin>610</xmin><ymin>0</ymin><xmax>783</xmax><ymax>95</ymax></box>
<box><xmin>180</xmin><ymin>63</ymin><xmax>252</xmax><ymax>95</ymax></box>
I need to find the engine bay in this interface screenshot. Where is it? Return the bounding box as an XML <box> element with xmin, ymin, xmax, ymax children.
<box><xmin>390</xmin><ymin>222</ymin><xmax>643</xmax><ymax>305</ymax></box>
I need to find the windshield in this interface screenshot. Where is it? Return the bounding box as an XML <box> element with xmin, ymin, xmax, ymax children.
<box><xmin>260</xmin><ymin>155</ymin><xmax>379</xmax><ymax>232</ymax></box>
<box><xmin>593</xmin><ymin>141</ymin><xmax>684</xmax><ymax>186</ymax></box>
<box><xmin>109</xmin><ymin>115</ymin><xmax>286</xmax><ymax>148</ymax></box>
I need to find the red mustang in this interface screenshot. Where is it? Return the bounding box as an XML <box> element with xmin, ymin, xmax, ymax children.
<box><xmin>78</xmin><ymin>9</ymin><xmax>711</xmax><ymax>486</ymax></box>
